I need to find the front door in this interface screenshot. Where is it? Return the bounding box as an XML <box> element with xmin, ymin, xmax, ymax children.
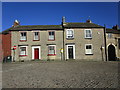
<box><xmin>108</xmin><ymin>45</ymin><xmax>116</xmax><ymax>61</ymax></box>
<box><xmin>34</xmin><ymin>48</ymin><xmax>39</xmax><ymax>59</ymax></box>
<box><xmin>68</xmin><ymin>46</ymin><xmax>73</xmax><ymax>59</ymax></box>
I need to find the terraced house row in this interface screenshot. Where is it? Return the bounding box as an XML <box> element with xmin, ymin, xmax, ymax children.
<box><xmin>1</xmin><ymin>17</ymin><xmax>120</xmax><ymax>62</ymax></box>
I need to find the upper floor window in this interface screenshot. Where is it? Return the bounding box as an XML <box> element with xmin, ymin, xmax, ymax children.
<box><xmin>19</xmin><ymin>46</ymin><xmax>27</xmax><ymax>56</ymax></box>
<box><xmin>48</xmin><ymin>31</ymin><xmax>55</xmax><ymax>41</ymax></box>
<box><xmin>66</xmin><ymin>29</ymin><xmax>74</xmax><ymax>39</ymax></box>
<box><xmin>48</xmin><ymin>45</ymin><xmax>56</xmax><ymax>55</ymax></box>
<box><xmin>33</xmin><ymin>32</ymin><xmax>39</xmax><ymax>41</ymax></box>
<box><xmin>108</xmin><ymin>33</ymin><xmax>112</xmax><ymax>38</ymax></box>
<box><xmin>85</xmin><ymin>44</ymin><xmax>93</xmax><ymax>55</ymax></box>
<box><xmin>84</xmin><ymin>29</ymin><xmax>92</xmax><ymax>39</ymax></box>
<box><xmin>20</xmin><ymin>32</ymin><xmax>27</xmax><ymax>41</ymax></box>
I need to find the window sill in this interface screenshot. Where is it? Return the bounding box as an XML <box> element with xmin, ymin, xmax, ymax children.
<box><xmin>85</xmin><ymin>54</ymin><xmax>93</xmax><ymax>55</ymax></box>
<box><xmin>66</xmin><ymin>38</ymin><xmax>74</xmax><ymax>40</ymax></box>
<box><xmin>33</xmin><ymin>40</ymin><xmax>40</xmax><ymax>41</ymax></box>
<box><xmin>47</xmin><ymin>54</ymin><xmax>56</xmax><ymax>56</ymax></box>
<box><xmin>20</xmin><ymin>40</ymin><xmax>27</xmax><ymax>42</ymax></box>
<box><xmin>19</xmin><ymin>55</ymin><xmax>27</xmax><ymax>57</ymax></box>
<box><xmin>48</xmin><ymin>39</ymin><xmax>55</xmax><ymax>41</ymax></box>
<box><xmin>85</xmin><ymin>37</ymin><xmax>92</xmax><ymax>39</ymax></box>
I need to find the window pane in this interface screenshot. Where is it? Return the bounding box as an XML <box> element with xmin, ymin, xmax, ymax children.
<box><xmin>49</xmin><ymin>31</ymin><xmax>54</xmax><ymax>40</ymax></box>
<box><xmin>34</xmin><ymin>32</ymin><xmax>39</xmax><ymax>40</ymax></box>
<box><xmin>85</xmin><ymin>30</ymin><xmax>92</xmax><ymax>38</ymax></box>
<box><xmin>67</xmin><ymin>30</ymin><xmax>74</xmax><ymax>38</ymax></box>
<box><xmin>20</xmin><ymin>47</ymin><xmax>26</xmax><ymax>55</ymax></box>
<box><xmin>85</xmin><ymin>45</ymin><xmax>92</xmax><ymax>54</ymax></box>
<box><xmin>20</xmin><ymin>32</ymin><xmax>27</xmax><ymax>40</ymax></box>
<box><xmin>48</xmin><ymin>46</ymin><xmax>55</xmax><ymax>54</ymax></box>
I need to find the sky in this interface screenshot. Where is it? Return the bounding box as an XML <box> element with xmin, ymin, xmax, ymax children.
<box><xmin>2</xmin><ymin>2</ymin><xmax>119</xmax><ymax>31</ymax></box>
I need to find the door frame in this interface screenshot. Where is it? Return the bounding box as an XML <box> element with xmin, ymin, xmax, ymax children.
<box><xmin>32</xmin><ymin>46</ymin><xmax>41</xmax><ymax>59</ymax></box>
<box><xmin>66</xmin><ymin>45</ymin><xmax>75</xmax><ymax>59</ymax></box>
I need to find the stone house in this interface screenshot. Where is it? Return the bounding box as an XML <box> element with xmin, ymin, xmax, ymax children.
<box><xmin>62</xmin><ymin>19</ymin><xmax>106</xmax><ymax>61</ymax></box>
<box><xmin>10</xmin><ymin>20</ymin><xmax>63</xmax><ymax>61</ymax></box>
<box><xmin>106</xmin><ymin>25</ymin><xmax>120</xmax><ymax>61</ymax></box>
<box><xmin>8</xmin><ymin>18</ymin><xmax>107</xmax><ymax>61</ymax></box>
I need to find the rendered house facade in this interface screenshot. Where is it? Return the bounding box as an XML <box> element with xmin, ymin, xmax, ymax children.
<box><xmin>62</xmin><ymin>20</ymin><xmax>106</xmax><ymax>61</ymax></box>
<box><xmin>9</xmin><ymin>19</ymin><xmax>107</xmax><ymax>61</ymax></box>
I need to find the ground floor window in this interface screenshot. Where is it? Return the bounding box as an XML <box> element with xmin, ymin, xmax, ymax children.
<box><xmin>85</xmin><ymin>44</ymin><xmax>93</xmax><ymax>55</ymax></box>
<box><xmin>48</xmin><ymin>45</ymin><xmax>56</xmax><ymax>55</ymax></box>
<box><xmin>19</xmin><ymin>46</ymin><xmax>27</xmax><ymax>56</ymax></box>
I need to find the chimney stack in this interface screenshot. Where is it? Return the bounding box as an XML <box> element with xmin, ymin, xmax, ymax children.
<box><xmin>86</xmin><ymin>19</ymin><xmax>92</xmax><ymax>23</ymax></box>
<box><xmin>12</xmin><ymin>20</ymin><xmax>20</xmax><ymax>27</ymax></box>
<box><xmin>112</xmin><ymin>25</ymin><xmax>119</xmax><ymax>30</ymax></box>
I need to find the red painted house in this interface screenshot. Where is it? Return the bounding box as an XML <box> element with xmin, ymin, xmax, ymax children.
<box><xmin>0</xmin><ymin>34</ymin><xmax>3</xmax><ymax>61</ymax></box>
<box><xmin>0</xmin><ymin>30</ymin><xmax>11</xmax><ymax>62</ymax></box>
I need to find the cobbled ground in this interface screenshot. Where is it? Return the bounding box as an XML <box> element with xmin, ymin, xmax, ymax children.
<box><xmin>2</xmin><ymin>60</ymin><xmax>119</xmax><ymax>88</ymax></box>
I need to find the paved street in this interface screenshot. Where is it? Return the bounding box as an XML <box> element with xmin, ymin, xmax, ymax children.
<box><xmin>2</xmin><ymin>60</ymin><xmax>119</xmax><ymax>88</ymax></box>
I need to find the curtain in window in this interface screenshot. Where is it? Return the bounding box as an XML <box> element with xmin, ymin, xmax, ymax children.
<box><xmin>20</xmin><ymin>47</ymin><xmax>26</xmax><ymax>55</ymax></box>
<box><xmin>48</xmin><ymin>46</ymin><xmax>55</xmax><ymax>54</ymax></box>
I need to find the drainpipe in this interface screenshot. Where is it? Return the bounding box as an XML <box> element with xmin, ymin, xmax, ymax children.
<box><xmin>62</xmin><ymin>16</ymin><xmax>65</xmax><ymax>60</ymax></box>
<box><xmin>104</xmin><ymin>24</ymin><xmax>107</xmax><ymax>61</ymax></box>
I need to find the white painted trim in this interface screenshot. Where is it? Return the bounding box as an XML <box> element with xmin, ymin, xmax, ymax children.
<box><xmin>48</xmin><ymin>45</ymin><xmax>56</xmax><ymax>54</ymax></box>
<box><xmin>19</xmin><ymin>46</ymin><xmax>28</xmax><ymax>55</ymax></box>
<box><xmin>85</xmin><ymin>44</ymin><xmax>93</xmax><ymax>54</ymax></box>
<box><xmin>32</xmin><ymin>46</ymin><xmax>41</xmax><ymax>59</ymax></box>
<box><xmin>84</xmin><ymin>29</ymin><xmax>92</xmax><ymax>38</ymax></box>
<box><xmin>66</xmin><ymin>44</ymin><xmax>75</xmax><ymax>59</ymax></box>
<box><xmin>66</xmin><ymin>29</ymin><xmax>74</xmax><ymax>38</ymax></box>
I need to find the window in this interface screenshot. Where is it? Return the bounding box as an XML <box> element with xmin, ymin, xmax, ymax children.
<box><xmin>48</xmin><ymin>31</ymin><xmax>55</xmax><ymax>40</ymax></box>
<box><xmin>85</xmin><ymin>29</ymin><xmax>92</xmax><ymax>38</ymax></box>
<box><xmin>20</xmin><ymin>32</ymin><xmax>27</xmax><ymax>41</ymax></box>
<box><xmin>48</xmin><ymin>45</ymin><xmax>56</xmax><ymax>55</ymax></box>
<box><xmin>108</xmin><ymin>33</ymin><xmax>112</xmax><ymax>38</ymax></box>
<box><xmin>19</xmin><ymin>46</ymin><xmax>27</xmax><ymax>56</ymax></box>
<box><xmin>33</xmin><ymin>32</ymin><xmax>39</xmax><ymax>40</ymax></box>
<box><xmin>66</xmin><ymin>29</ymin><xmax>74</xmax><ymax>39</ymax></box>
<box><xmin>85</xmin><ymin>44</ymin><xmax>93</xmax><ymax>54</ymax></box>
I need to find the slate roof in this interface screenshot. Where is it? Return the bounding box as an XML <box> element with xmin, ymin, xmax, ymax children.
<box><xmin>106</xmin><ymin>29</ymin><xmax>120</xmax><ymax>34</ymax></box>
<box><xmin>10</xmin><ymin>25</ymin><xmax>63</xmax><ymax>31</ymax></box>
<box><xmin>63</xmin><ymin>22</ymin><xmax>104</xmax><ymax>28</ymax></box>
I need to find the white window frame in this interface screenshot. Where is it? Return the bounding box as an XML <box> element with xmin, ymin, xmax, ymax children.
<box><xmin>66</xmin><ymin>44</ymin><xmax>75</xmax><ymax>59</ymax></box>
<box><xmin>108</xmin><ymin>33</ymin><xmax>112</xmax><ymax>38</ymax></box>
<box><xmin>66</xmin><ymin>29</ymin><xmax>74</xmax><ymax>39</ymax></box>
<box><xmin>33</xmin><ymin>32</ymin><xmax>39</xmax><ymax>40</ymax></box>
<box><xmin>20</xmin><ymin>32</ymin><xmax>27</xmax><ymax>40</ymax></box>
<box><xmin>48</xmin><ymin>31</ymin><xmax>55</xmax><ymax>40</ymax></box>
<box><xmin>32</xmin><ymin>46</ymin><xmax>41</xmax><ymax>59</ymax></box>
<box><xmin>19</xmin><ymin>46</ymin><xmax>28</xmax><ymax>56</ymax></box>
<box><xmin>84</xmin><ymin>29</ymin><xmax>92</xmax><ymax>38</ymax></box>
<box><xmin>48</xmin><ymin>45</ymin><xmax>56</xmax><ymax>55</ymax></box>
<box><xmin>85</xmin><ymin>44</ymin><xmax>93</xmax><ymax>55</ymax></box>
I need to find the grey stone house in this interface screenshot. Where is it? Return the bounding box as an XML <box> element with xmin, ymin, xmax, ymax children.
<box><xmin>62</xmin><ymin>19</ymin><xmax>106</xmax><ymax>61</ymax></box>
<box><xmin>106</xmin><ymin>25</ymin><xmax>120</xmax><ymax>61</ymax></box>
<box><xmin>9</xmin><ymin>18</ymin><xmax>106</xmax><ymax>61</ymax></box>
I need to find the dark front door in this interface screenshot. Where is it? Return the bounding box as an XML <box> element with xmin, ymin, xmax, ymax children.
<box><xmin>108</xmin><ymin>45</ymin><xmax>116</xmax><ymax>61</ymax></box>
<box><xmin>34</xmin><ymin>48</ymin><xmax>39</xmax><ymax>59</ymax></box>
<box><xmin>68</xmin><ymin>46</ymin><xmax>73</xmax><ymax>59</ymax></box>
